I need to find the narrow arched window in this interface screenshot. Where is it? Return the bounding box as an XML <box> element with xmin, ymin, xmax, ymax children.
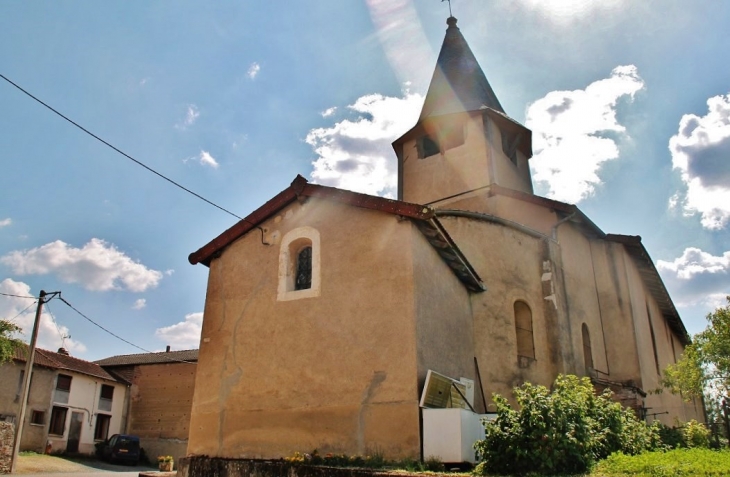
<box><xmin>295</xmin><ymin>246</ymin><xmax>312</xmax><ymax>290</ymax></box>
<box><xmin>582</xmin><ymin>323</ymin><xmax>593</xmax><ymax>370</ymax></box>
<box><xmin>278</xmin><ymin>227</ymin><xmax>320</xmax><ymax>301</ymax></box>
<box><xmin>514</xmin><ymin>301</ymin><xmax>535</xmax><ymax>360</ymax></box>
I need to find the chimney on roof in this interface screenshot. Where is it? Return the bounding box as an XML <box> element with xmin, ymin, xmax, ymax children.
<box><xmin>166</xmin><ymin>345</ymin><xmax>171</xmax><ymax>353</ymax></box>
<box><xmin>57</xmin><ymin>347</ymin><xmax>69</xmax><ymax>356</ymax></box>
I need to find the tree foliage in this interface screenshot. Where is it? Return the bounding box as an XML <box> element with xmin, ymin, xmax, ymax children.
<box><xmin>474</xmin><ymin>374</ymin><xmax>661</xmax><ymax>476</ymax></box>
<box><xmin>0</xmin><ymin>319</ymin><xmax>23</xmax><ymax>364</ymax></box>
<box><xmin>663</xmin><ymin>297</ymin><xmax>730</xmax><ymax>401</ymax></box>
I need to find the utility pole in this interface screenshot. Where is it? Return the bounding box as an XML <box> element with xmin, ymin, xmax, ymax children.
<box><xmin>10</xmin><ymin>290</ymin><xmax>48</xmax><ymax>473</ymax></box>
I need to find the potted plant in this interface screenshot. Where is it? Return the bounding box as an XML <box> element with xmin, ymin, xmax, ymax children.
<box><xmin>157</xmin><ymin>455</ymin><xmax>174</xmax><ymax>471</ymax></box>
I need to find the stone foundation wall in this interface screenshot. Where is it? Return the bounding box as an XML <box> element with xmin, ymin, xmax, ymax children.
<box><xmin>0</xmin><ymin>421</ymin><xmax>14</xmax><ymax>474</ymax></box>
<box><xmin>177</xmin><ymin>457</ymin><xmax>439</xmax><ymax>477</ymax></box>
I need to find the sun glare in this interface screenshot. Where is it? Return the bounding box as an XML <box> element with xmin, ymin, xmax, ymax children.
<box><xmin>524</xmin><ymin>0</ymin><xmax>624</xmax><ymax>21</ymax></box>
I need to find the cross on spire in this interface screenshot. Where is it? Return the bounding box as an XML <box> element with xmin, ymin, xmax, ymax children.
<box><xmin>442</xmin><ymin>0</ymin><xmax>453</xmax><ymax>17</ymax></box>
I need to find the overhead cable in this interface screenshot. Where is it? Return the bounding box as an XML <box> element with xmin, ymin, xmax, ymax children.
<box><xmin>55</xmin><ymin>295</ymin><xmax>196</xmax><ymax>365</ymax></box>
<box><xmin>0</xmin><ymin>73</ymin><xmax>244</xmax><ymax>221</ymax></box>
<box><xmin>0</xmin><ymin>292</ymin><xmax>38</xmax><ymax>299</ymax></box>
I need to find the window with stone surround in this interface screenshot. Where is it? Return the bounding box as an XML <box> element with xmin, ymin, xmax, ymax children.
<box><xmin>278</xmin><ymin>226</ymin><xmax>321</xmax><ymax>301</ymax></box>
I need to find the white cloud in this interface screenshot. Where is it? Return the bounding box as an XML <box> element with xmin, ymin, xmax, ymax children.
<box><xmin>164</xmin><ymin>269</ymin><xmax>175</xmax><ymax>276</ymax></box>
<box><xmin>198</xmin><ymin>150</ymin><xmax>219</xmax><ymax>169</ymax></box>
<box><xmin>176</xmin><ymin>104</ymin><xmax>200</xmax><ymax>130</ymax></box>
<box><xmin>526</xmin><ymin>65</ymin><xmax>645</xmax><ymax>203</ymax></box>
<box><xmin>307</xmin><ymin>90</ymin><xmax>423</xmax><ymax>197</ymax></box>
<box><xmin>0</xmin><ymin>218</ymin><xmax>11</xmax><ymax>228</ymax></box>
<box><xmin>247</xmin><ymin>62</ymin><xmax>260</xmax><ymax>80</ymax></box>
<box><xmin>1</xmin><ymin>238</ymin><xmax>163</xmax><ymax>292</ymax></box>
<box><xmin>0</xmin><ymin>278</ymin><xmax>86</xmax><ymax>354</ymax></box>
<box><xmin>132</xmin><ymin>298</ymin><xmax>146</xmax><ymax>310</ymax></box>
<box><xmin>155</xmin><ymin>312</ymin><xmax>202</xmax><ymax>349</ymax></box>
<box><xmin>321</xmin><ymin>107</ymin><xmax>337</xmax><ymax>118</ymax></box>
<box><xmin>657</xmin><ymin>247</ymin><xmax>730</xmax><ymax>308</ymax></box>
<box><xmin>668</xmin><ymin>93</ymin><xmax>730</xmax><ymax>230</ymax></box>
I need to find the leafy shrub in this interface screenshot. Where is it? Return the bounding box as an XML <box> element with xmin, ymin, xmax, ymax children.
<box><xmin>593</xmin><ymin>448</ymin><xmax>730</xmax><ymax>476</ymax></box>
<box><xmin>656</xmin><ymin>420</ymin><xmax>711</xmax><ymax>449</ymax></box>
<box><xmin>474</xmin><ymin>375</ymin><xmax>662</xmax><ymax>475</ymax></box>
<box><xmin>683</xmin><ymin>419</ymin><xmax>711</xmax><ymax>448</ymax></box>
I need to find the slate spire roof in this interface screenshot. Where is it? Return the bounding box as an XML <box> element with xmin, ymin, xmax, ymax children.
<box><xmin>419</xmin><ymin>16</ymin><xmax>505</xmax><ymax>120</ymax></box>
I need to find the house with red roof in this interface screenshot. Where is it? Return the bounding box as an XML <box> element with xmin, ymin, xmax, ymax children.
<box><xmin>0</xmin><ymin>346</ymin><xmax>126</xmax><ymax>455</ymax></box>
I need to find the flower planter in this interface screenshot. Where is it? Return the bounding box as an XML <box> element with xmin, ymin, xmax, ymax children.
<box><xmin>159</xmin><ymin>461</ymin><xmax>173</xmax><ymax>472</ymax></box>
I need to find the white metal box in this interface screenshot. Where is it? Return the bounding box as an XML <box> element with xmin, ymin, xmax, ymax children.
<box><xmin>422</xmin><ymin>408</ymin><xmax>486</xmax><ymax>464</ymax></box>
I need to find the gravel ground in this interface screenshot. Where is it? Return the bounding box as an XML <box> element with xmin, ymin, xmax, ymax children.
<box><xmin>15</xmin><ymin>453</ymin><xmax>157</xmax><ymax>475</ymax></box>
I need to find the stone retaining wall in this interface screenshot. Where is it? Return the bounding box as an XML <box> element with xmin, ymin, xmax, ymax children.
<box><xmin>0</xmin><ymin>421</ymin><xmax>14</xmax><ymax>474</ymax></box>
<box><xmin>177</xmin><ymin>457</ymin><xmax>439</xmax><ymax>477</ymax></box>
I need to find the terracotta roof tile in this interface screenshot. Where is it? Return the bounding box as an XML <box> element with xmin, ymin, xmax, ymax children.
<box><xmin>95</xmin><ymin>349</ymin><xmax>198</xmax><ymax>366</ymax></box>
<box><xmin>13</xmin><ymin>345</ymin><xmax>119</xmax><ymax>381</ymax></box>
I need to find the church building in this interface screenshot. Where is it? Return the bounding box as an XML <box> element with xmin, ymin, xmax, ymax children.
<box><xmin>186</xmin><ymin>17</ymin><xmax>703</xmax><ymax>460</ymax></box>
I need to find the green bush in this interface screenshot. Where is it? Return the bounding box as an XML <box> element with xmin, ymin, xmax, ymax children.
<box><xmin>474</xmin><ymin>375</ymin><xmax>662</xmax><ymax>476</ymax></box>
<box><xmin>656</xmin><ymin>420</ymin><xmax>711</xmax><ymax>449</ymax></box>
<box><xmin>593</xmin><ymin>448</ymin><xmax>730</xmax><ymax>476</ymax></box>
<box><xmin>683</xmin><ymin>420</ymin><xmax>711</xmax><ymax>449</ymax></box>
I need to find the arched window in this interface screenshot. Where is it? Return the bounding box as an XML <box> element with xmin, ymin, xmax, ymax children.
<box><xmin>295</xmin><ymin>246</ymin><xmax>312</xmax><ymax>290</ymax></box>
<box><xmin>278</xmin><ymin>227</ymin><xmax>320</xmax><ymax>301</ymax></box>
<box><xmin>582</xmin><ymin>323</ymin><xmax>593</xmax><ymax>370</ymax></box>
<box><xmin>514</xmin><ymin>301</ymin><xmax>535</xmax><ymax>360</ymax></box>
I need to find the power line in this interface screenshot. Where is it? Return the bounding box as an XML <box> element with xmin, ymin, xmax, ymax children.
<box><xmin>0</xmin><ymin>292</ymin><xmax>38</xmax><ymax>299</ymax></box>
<box><xmin>55</xmin><ymin>295</ymin><xmax>196</xmax><ymax>365</ymax></box>
<box><xmin>4</xmin><ymin>300</ymin><xmax>38</xmax><ymax>324</ymax></box>
<box><xmin>0</xmin><ymin>73</ymin><xmax>244</xmax><ymax>221</ymax></box>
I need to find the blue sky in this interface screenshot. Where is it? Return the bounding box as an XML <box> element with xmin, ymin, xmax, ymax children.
<box><xmin>1</xmin><ymin>0</ymin><xmax>729</xmax><ymax>361</ymax></box>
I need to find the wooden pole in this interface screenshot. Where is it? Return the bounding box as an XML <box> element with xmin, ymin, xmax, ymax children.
<box><xmin>10</xmin><ymin>290</ymin><xmax>46</xmax><ymax>473</ymax></box>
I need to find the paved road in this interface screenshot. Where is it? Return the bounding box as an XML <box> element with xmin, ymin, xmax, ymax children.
<box><xmin>15</xmin><ymin>453</ymin><xmax>158</xmax><ymax>476</ymax></box>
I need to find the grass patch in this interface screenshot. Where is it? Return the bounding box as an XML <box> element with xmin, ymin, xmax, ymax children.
<box><xmin>592</xmin><ymin>448</ymin><xmax>730</xmax><ymax>476</ymax></box>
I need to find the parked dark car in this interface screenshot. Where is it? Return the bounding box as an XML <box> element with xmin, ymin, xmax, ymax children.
<box><xmin>101</xmin><ymin>434</ymin><xmax>140</xmax><ymax>465</ymax></box>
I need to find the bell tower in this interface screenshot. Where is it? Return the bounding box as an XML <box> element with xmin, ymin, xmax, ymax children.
<box><xmin>393</xmin><ymin>17</ymin><xmax>534</xmax><ymax>206</ymax></box>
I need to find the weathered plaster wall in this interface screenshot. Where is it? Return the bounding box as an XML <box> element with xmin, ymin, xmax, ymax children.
<box><xmin>557</xmin><ymin>225</ymin><xmax>610</xmax><ymax>377</ymax></box>
<box><xmin>437</xmin><ymin>216</ymin><xmax>556</xmax><ymax>408</ymax></box>
<box><xmin>125</xmin><ymin>363</ymin><xmax>196</xmax><ymax>462</ymax></box>
<box><xmin>619</xmin><ymin>253</ymin><xmax>704</xmax><ymax>425</ymax></box>
<box><xmin>484</xmin><ymin>117</ymin><xmax>532</xmax><ymax>194</ymax></box>
<box><xmin>0</xmin><ymin>362</ymin><xmax>55</xmax><ymax>453</ymax></box>
<box><xmin>411</xmin><ymin>228</ymin><xmax>475</xmax><ymax>395</ymax></box>
<box><xmin>400</xmin><ymin>114</ymin><xmax>490</xmax><ymax>205</ymax></box>
<box><xmin>188</xmin><ymin>199</ymin><xmax>422</xmax><ymax>459</ymax></box>
<box><xmin>586</xmin><ymin>240</ymin><xmax>642</xmax><ymax>384</ymax></box>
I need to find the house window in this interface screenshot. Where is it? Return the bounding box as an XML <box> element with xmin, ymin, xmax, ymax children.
<box><xmin>514</xmin><ymin>301</ymin><xmax>535</xmax><ymax>360</ymax></box>
<box><xmin>582</xmin><ymin>323</ymin><xmax>593</xmax><ymax>371</ymax></box>
<box><xmin>295</xmin><ymin>246</ymin><xmax>312</xmax><ymax>290</ymax></box>
<box><xmin>54</xmin><ymin>374</ymin><xmax>72</xmax><ymax>404</ymax></box>
<box><xmin>94</xmin><ymin>414</ymin><xmax>111</xmax><ymax>441</ymax></box>
<box><xmin>16</xmin><ymin>370</ymin><xmax>24</xmax><ymax>397</ymax></box>
<box><xmin>417</xmin><ymin>134</ymin><xmax>440</xmax><ymax>158</ymax></box>
<box><xmin>98</xmin><ymin>384</ymin><xmax>114</xmax><ymax>412</ymax></box>
<box><xmin>278</xmin><ymin>226</ymin><xmax>321</xmax><ymax>301</ymax></box>
<box><xmin>49</xmin><ymin>406</ymin><xmax>68</xmax><ymax>436</ymax></box>
<box><xmin>30</xmin><ymin>410</ymin><xmax>45</xmax><ymax>425</ymax></box>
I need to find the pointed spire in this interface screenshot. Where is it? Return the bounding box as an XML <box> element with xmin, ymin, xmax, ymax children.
<box><xmin>419</xmin><ymin>17</ymin><xmax>504</xmax><ymax>120</ymax></box>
